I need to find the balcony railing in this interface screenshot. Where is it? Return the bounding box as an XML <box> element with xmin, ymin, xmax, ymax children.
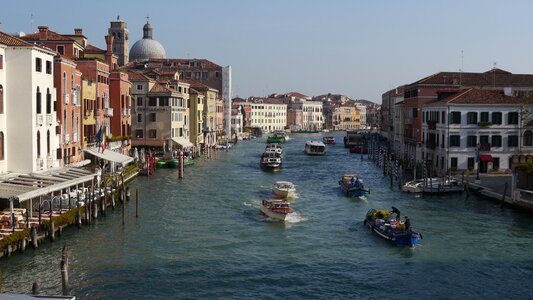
<box><xmin>65</xmin><ymin>133</ymin><xmax>70</xmax><ymax>144</ymax></box>
<box><xmin>85</xmin><ymin>110</ymin><xmax>92</xmax><ymax>117</ymax></box>
<box><xmin>73</xmin><ymin>132</ymin><xmax>78</xmax><ymax>142</ymax></box>
<box><xmin>36</xmin><ymin>158</ymin><xmax>44</xmax><ymax>170</ymax></box>
<box><xmin>104</xmin><ymin>108</ymin><xmax>114</xmax><ymax>117</ymax></box>
<box><xmin>122</xmin><ymin>108</ymin><xmax>131</xmax><ymax>116</ymax></box>
<box><xmin>47</xmin><ymin>114</ymin><xmax>53</xmax><ymax>125</ymax></box>
<box><xmin>36</xmin><ymin>114</ymin><xmax>43</xmax><ymax>126</ymax></box>
<box><xmin>64</xmin><ymin>94</ymin><xmax>69</xmax><ymax>104</ymax></box>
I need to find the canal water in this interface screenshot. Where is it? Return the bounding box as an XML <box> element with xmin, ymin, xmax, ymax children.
<box><xmin>2</xmin><ymin>132</ymin><xmax>533</xmax><ymax>299</ymax></box>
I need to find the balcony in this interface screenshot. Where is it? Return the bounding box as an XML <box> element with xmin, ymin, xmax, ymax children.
<box><xmin>122</xmin><ymin>108</ymin><xmax>131</xmax><ymax>116</ymax></box>
<box><xmin>427</xmin><ymin>120</ymin><xmax>437</xmax><ymax>130</ymax></box>
<box><xmin>104</xmin><ymin>108</ymin><xmax>114</xmax><ymax>117</ymax></box>
<box><xmin>73</xmin><ymin>132</ymin><xmax>78</xmax><ymax>142</ymax></box>
<box><xmin>65</xmin><ymin>133</ymin><xmax>70</xmax><ymax>144</ymax></box>
<box><xmin>36</xmin><ymin>114</ymin><xmax>43</xmax><ymax>126</ymax></box>
<box><xmin>64</xmin><ymin>94</ymin><xmax>69</xmax><ymax>104</ymax></box>
<box><xmin>47</xmin><ymin>114</ymin><xmax>53</xmax><ymax>125</ymax></box>
<box><xmin>85</xmin><ymin>110</ymin><xmax>93</xmax><ymax>118</ymax></box>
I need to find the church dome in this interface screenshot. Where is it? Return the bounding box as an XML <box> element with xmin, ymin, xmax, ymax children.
<box><xmin>129</xmin><ymin>22</ymin><xmax>166</xmax><ymax>61</ymax></box>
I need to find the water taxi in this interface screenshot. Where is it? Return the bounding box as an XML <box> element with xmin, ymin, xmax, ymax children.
<box><xmin>322</xmin><ymin>136</ymin><xmax>336</xmax><ymax>144</ymax></box>
<box><xmin>402</xmin><ymin>177</ymin><xmax>463</xmax><ymax>194</ymax></box>
<box><xmin>304</xmin><ymin>141</ymin><xmax>326</xmax><ymax>155</ymax></box>
<box><xmin>339</xmin><ymin>174</ymin><xmax>370</xmax><ymax>197</ymax></box>
<box><xmin>260</xmin><ymin>199</ymin><xmax>293</xmax><ymax>221</ymax></box>
<box><xmin>272</xmin><ymin>181</ymin><xmax>296</xmax><ymax>198</ymax></box>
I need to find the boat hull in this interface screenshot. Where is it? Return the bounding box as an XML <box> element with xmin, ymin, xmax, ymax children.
<box><xmin>272</xmin><ymin>187</ymin><xmax>295</xmax><ymax>198</ymax></box>
<box><xmin>364</xmin><ymin>209</ymin><xmax>421</xmax><ymax>247</ymax></box>
<box><xmin>349</xmin><ymin>145</ymin><xmax>368</xmax><ymax>154</ymax></box>
<box><xmin>260</xmin><ymin>204</ymin><xmax>289</xmax><ymax>221</ymax></box>
<box><xmin>339</xmin><ymin>181</ymin><xmax>370</xmax><ymax>197</ymax></box>
<box><xmin>365</xmin><ymin>221</ymin><xmax>421</xmax><ymax>246</ymax></box>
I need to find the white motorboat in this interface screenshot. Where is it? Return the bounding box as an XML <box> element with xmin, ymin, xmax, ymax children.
<box><xmin>304</xmin><ymin>141</ymin><xmax>326</xmax><ymax>155</ymax></box>
<box><xmin>260</xmin><ymin>199</ymin><xmax>293</xmax><ymax>221</ymax></box>
<box><xmin>265</xmin><ymin>143</ymin><xmax>283</xmax><ymax>155</ymax></box>
<box><xmin>402</xmin><ymin>177</ymin><xmax>464</xmax><ymax>194</ymax></box>
<box><xmin>272</xmin><ymin>181</ymin><xmax>296</xmax><ymax>198</ymax></box>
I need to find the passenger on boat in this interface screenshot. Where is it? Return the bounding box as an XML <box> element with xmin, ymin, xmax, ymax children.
<box><xmin>391</xmin><ymin>207</ymin><xmax>401</xmax><ymax>220</ymax></box>
<box><xmin>404</xmin><ymin>216</ymin><xmax>411</xmax><ymax>231</ymax></box>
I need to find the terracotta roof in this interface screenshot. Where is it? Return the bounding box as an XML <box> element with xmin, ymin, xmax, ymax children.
<box><xmin>0</xmin><ymin>31</ymin><xmax>33</xmax><ymax>47</ymax></box>
<box><xmin>189</xmin><ymin>88</ymin><xmax>201</xmax><ymax>95</ymax></box>
<box><xmin>21</xmin><ymin>28</ymin><xmax>76</xmax><ymax>42</ymax></box>
<box><xmin>149</xmin><ymin>83</ymin><xmax>174</xmax><ymax>94</ymax></box>
<box><xmin>411</xmin><ymin>69</ymin><xmax>533</xmax><ymax>87</ymax></box>
<box><xmin>127</xmin><ymin>72</ymin><xmax>152</xmax><ymax>81</ymax></box>
<box><xmin>84</xmin><ymin>44</ymin><xmax>106</xmax><ymax>54</ymax></box>
<box><xmin>285</xmin><ymin>92</ymin><xmax>308</xmax><ymax>99</ymax></box>
<box><xmin>183</xmin><ymin>80</ymin><xmax>212</xmax><ymax>90</ymax></box>
<box><xmin>426</xmin><ymin>88</ymin><xmax>533</xmax><ymax>106</ymax></box>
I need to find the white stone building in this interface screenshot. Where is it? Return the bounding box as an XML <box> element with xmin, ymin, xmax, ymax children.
<box><xmin>291</xmin><ymin>100</ymin><xmax>323</xmax><ymax>131</ymax></box>
<box><xmin>246</xmin><ymin>98</ymin><xmax>287</xmax><ymax>132</ymax></box>
<box><xmin>231</xmin><ymin>105</ymin><xmax>243</xmax><ymax>140</ymax></box>
<box><xmin>0</xmin><ymin>32</ymin><xmax>60</xmax><ymax>173</ymax></box>
<box><xmin>422</xmin><ymin>88</ymin><xmax>533</xmax><ymax>175</ymax></box>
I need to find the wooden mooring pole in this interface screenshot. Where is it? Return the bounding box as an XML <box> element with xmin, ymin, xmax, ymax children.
<box><xmin>501</xmin><ymin>182</ymin><xmax>508</xmax><ymax>208</ymax></box>
<box><xmin>136</xmin><ymin>188</ymin><xmax>139</xmax><ymax>218</ymax></box>
<box><xmin>60</xmin><ymin>245</ymin><xmax>69</xmax><ymax>296</ymax></box>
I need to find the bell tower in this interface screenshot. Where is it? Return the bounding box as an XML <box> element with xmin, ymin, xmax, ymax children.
<box><xmin>108</xmin><ymin>15</ymin><xmax>129</xmax><ymax>66</ymax></box>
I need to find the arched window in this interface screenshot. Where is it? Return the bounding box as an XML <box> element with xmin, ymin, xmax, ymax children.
<box><xmin>36</xmin><ymin>87</ymin><xmax>42</xmax><ymax>114</ymax></box>
<box><xmin>47</xmin><ymin>130</ymin><xmax>50</xmax><ymax>154</ymax></box>
<box><xmin>71</xmin><ymin>74</ymin><xmax>74</xmax><ymax>91</ymax></box>
<box><xmin>0</xmin><ymin>132</ymin><xmax>4</xmax><ymax>160</ymax></box>
<box><xmin>46</xmin><ymin>88</ymin><xmax>51</xmax><ymax>114</ymax></box>
<box><xmin>524</xmin><ymin>130</ymin><xmax>533</xmax><ymax>146</ymax></box>
<box><xmin>37</xmin><ymin>131</ymin><xmax>41</xmax><ymax>157</ymax></box>
<box><xmin>0</xmin><ymin>85</ymin><xmax>3</xmax><ymax>114</ymax></box>
<box><xmin>71</xmin><ymin>111</ymin><xmax>74</xmax><ymax>136</ymax></box>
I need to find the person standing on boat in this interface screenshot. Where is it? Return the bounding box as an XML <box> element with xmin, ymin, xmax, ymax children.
<box><xmin>404</xmin><ymin>216</ymin><xmax>411</xmax><ymax>231</ymax></box>
<box><xmin>391</xmin><ymin>207</ymin><xmax>401</xmax><ymax>220</ymax></box>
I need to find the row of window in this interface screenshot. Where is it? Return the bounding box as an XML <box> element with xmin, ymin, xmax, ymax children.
<box><xmin>425</xmin><ymin>111</ymin><xmax>519</xmax><ymax>125</ymax></box>
<box><xmin>253</xmin><ymin>111</ymin><xmax>286</xmax><ymax>117</ymax></box>
<box><xmin>136</xmin><ymin>97</ymin><xmax>188</xmax><ymax>108</ymax></box>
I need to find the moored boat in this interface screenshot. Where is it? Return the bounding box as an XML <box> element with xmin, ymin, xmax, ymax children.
<box><xmin>364</xmin><ymin>208</ymin><xmax>422</xmax><ymax>247</ymax></box>
<box><xmin>339</xmin><ymin>174</ymin><xmax>370</xmax><ymax>197</ymax></box>
<box><xmin>402</xmin><ymin>177</ymin><xmax>463</xmax><ymax>194</ymax></box>
<box><xmin>304</xmin><ymin>141</ymin><xmax>326</xmax><ymax>155</ymax></box>
<box><xmin>260</xmin><ymin>199</ymin><xmax>293</xmax><ymax>221</ymax></box>
<box><xmin>322</xmin><ymin>136</ymin><xmax>336</xmax><ymax>144</ymax></box>
<box><xmin>272</xmin><ymin>181</ymin><xmax>296</xmax><ymax>198</ymax></box>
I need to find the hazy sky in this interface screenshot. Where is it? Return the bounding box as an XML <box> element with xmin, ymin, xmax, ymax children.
<box><xmin>2</xmin><ymin>0</ymin><xmax>533</xmax><ymax>103</ymax></box>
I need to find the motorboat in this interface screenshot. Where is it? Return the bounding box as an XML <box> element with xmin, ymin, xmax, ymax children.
<box><xmin>402</xmin><ymin>177</ymin><xmax>463</xmax><ymax>194</ymax></box>
<box><xmin>272</xmin><ymin>181</ymin><xmax>296</xmax><ymax>198</ymax></box>
<box><xmin>304</xmin><ymin>141</ymin><xmax>326</xmax><ymax>155</ymax></box>
<box><xmin>260</xmin><ymin>152</ymin><xmax>282</xmax><ymax>170</ymax></box>
<box><xmin>344</xmin><ymin>131</ymin><xmax>368</xmax><ymax>153</ymax></box>
<box><xmin>273</xmin><ymin>130</ymin><xmax>290</xmax><ymax>141</ymax></box>
<box><xmin>322</xmin><ymin>136</ymin><xmax>336</xmax><ymax>144</ymax></box>
<box><xmin>260</xmin><ymin>199</ymin><xmax>293</xmax><ymax>221</ymax></box>
<box><xmin>265</xmin><ymin>143</ymin><xmax>283</xmax><ymax>155</ymax></box>
<box><xmin>339</xmin><ymin>174</ymin><xmax>370</xmax><ymax>197</ymax></box>
<box><xmin>364</xmin><ymin>208</ymin><xmax>422</xmax><ymax>247</ymax></box>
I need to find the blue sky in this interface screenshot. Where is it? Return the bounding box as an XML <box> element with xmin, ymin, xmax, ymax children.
<box><xmin>2</xmin><ymin>0</ymin><xmax>533</xmax><ymax>103</ymax></box>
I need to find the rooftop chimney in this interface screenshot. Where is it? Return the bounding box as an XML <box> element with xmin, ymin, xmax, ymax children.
<box><xmin>105</xmin><ymin>35</ymin><xmax>114</xmax><ymax>53</ymax></box>
<box><xmin>38</xmin><ymin>26</ymin><xmax>48</xmax><ymax>40</ymax></box>
<box><xmin>74</xmin><ymin>28</ymin><xmax>83</xmax><ymax>36</ymax></box>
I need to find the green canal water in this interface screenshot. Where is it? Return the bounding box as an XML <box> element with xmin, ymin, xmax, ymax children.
<box><xmin>1</xmin><ymin>132</ymin><xmax>533</xmax><ymax>299</ymax></box>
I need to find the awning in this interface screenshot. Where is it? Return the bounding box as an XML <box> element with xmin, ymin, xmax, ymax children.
<box><xmin>480</xmin><ymin>154</ymin><xmax>493</xmax><ymax>162</ymax></box>
<box><xmin>172</xmin><ymin>137</ymin><xmax>194</xmax><ymax>148</ymax></box>
<box><xmin>84</xmin><ymin>149</ymin><xmax>134</xmax><ymax>165</ymax></box>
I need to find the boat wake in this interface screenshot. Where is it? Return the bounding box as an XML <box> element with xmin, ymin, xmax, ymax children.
<box><xmin>285</xmin><ymin>212</ymin><xmax>307</xmax><ymax>223</ymax></box>
<box><xmin>242</xmin><ymin>202</ymin><xmax>253</xmax><ymax>207</ymax></box>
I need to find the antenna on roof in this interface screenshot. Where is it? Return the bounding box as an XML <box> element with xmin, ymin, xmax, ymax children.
<box><xmin>493</xmin><ymin>61</ymin><xmax>497</xmax><ymax>87</ymax></box>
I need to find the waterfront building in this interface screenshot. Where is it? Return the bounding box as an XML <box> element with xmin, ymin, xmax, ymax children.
<box><xmin>234</xmin><ymin>98</ymin><xmax>287</xmax><ymax>133</ymax></box>
<box><xmin>129</xmin><ymin>72</ymin><xmax>192</xmax><ymax>151</ymax></box>
<box><xmin>76</xmin><ymin>59</ymin><xmax>111</xmax><ymax>142</ymax></box>
<box><xmin>331</xmin><ymin>100</ymin><xmax>361</xmax><ymax>130</ymax></box>
<box><xmin>384</xmin><ymin>68</ymin><xmax>533</xmax><ymax>172</ymax></box>
<box><xmin>54</xmin><ymin>55</ymin><xmax>82</xmax><ymax>166</ymax></box>
<box><xmin>216</xmin><ymin>97</ymin><xmax>225</xmax><ymax>136</ymax></box>
<box><xmin>231</xmin><ymin>104</ymin><xmax>244</xmax><ymax>139</ymax></box>
<box><xmin>108</xmin><ymin>16</ymin><xmax>129</xmax><ymax>66</ymax></box>
<box><xmin>109</xmin><ymin>71</ymin><xmax>132</xmax><ymax>155</ymax></box>
<box><xmin>0</xmin><ymin>31</ymin><xmax>60</xmax><ymax>173</ymax></box>
<box><xmin>186</xmin><ymin>81</ymin><xmax>219</xmax><ymax>149</ymax></box>
<box><xmin>81</xmin><ymin>78</ymin><xmax>97</xmax><ymax>149</ymax></box>
<box><xmin>422</xmin><ymin>88</ymin><xmax>533</xmax><ymax>175</ymax></box>
<box><xmin>188</xmin><ymin>88</ymin><xmax>205</xmax><ymax>149</ymax></box>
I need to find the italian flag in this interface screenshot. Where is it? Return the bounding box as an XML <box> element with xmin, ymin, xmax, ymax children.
<box><xmin>101</xmin><ymin>127</ymin><xmax>106</xmax><ymax>153</ymax></box>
